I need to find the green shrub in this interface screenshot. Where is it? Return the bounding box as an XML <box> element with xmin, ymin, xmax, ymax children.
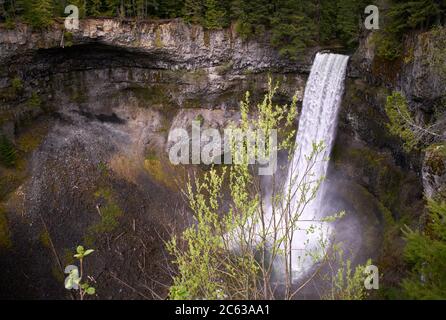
<box><xmin>0</xmin><ymin>135</ymin><xmax>17</xmax><ymax>167</ymax></box>
<box><xmin>11</xmin><ymin>77</ymin><xmax>23</xmax><ymax>94</ymax></box>
<box><xmin>402</xmin><ymin>199</ymin><xmax>446</xmax><ymax>299</ymax></box>
<box><xmin>385</xmin><ymin>92</ymin><xmax>419</xmax><ymax>152</ymax></box>
<box><xmin>28</xmin><ymin>92</ymin><xmax>42</xmax><ymax>108</ymax></box>
<box><xmin>373</xmin><ymin>33</ymin><xmax>403</xmax><ymax>61</ymax></box>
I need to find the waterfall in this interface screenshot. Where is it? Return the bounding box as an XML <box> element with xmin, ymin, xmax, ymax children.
<box><xmin>279</xmin><ymin>52</ymin><xmax>349</xmax><ymax>281</ymax></box>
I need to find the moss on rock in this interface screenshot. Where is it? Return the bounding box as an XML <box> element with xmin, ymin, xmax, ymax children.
<box><xmin>425</xmin><ymin>143</ymin><xmax>446</xmax><ymax>176</ymax></box>
<box><xmin>84</xmin><ymin>187</ymin><xmax>124</xmax><ymax>247</ymax></box>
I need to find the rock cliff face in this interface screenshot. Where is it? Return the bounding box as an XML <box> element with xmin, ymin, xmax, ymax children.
<box><xmin>400</xmin><ymin>31</ymin><xmax>446</xmax><ymax>199</ymax></box>
<box><xmin>0</xmin><ymin>19</ymin><xmax>309</xmax><ymax>138</ymax></box>
<box><xmin>0</xmin><ymin>18</ymin><xmax>314</xmax><ymax>72</ymax></box>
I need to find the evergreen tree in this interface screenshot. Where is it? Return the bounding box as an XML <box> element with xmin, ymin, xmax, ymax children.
<box><xmin>231</xmin><ymin>0</ymin><xmax>271</xmax><ymax>38</ymax></box>
<box><xmin>376</xmin><ymin>0</ymin><xmax>445</xmax><ymax>60</ymax></box>
<box><xmin>134</xmin><ymin>0</ymin><xmax>145</xmax><ymax>18</ymax></box>
<box><xmin>270</xmin><ymin>0</ymin><xmax>317</xmax><ymax>58</ymax></box>
<box><xmin>15</xmin><ymin>0</ymin><xmax>28</xmax><ymax>17</ymax></box>
<box><xmin>159</xmin><ymin>0</ymin><xmax>184</xmax><ymax>18</ymax></box>
<box><xmin>203</xmin><ymin>0</ymin><xmax>226</xmax><ymax>29</ymax></box>
<box><xmin>87</xmin><ymin>0</ymin><xmax>103</xmax><ymax>17</ymax></box>
<box><xmin>145</xmin><ymin>0</ymin><xmax>162</xmax><ymax>17</ymax></box>
<box><xmin>402</xmin><ymin>199</ymin><xmax>446</xmax><ymax>299</ymax></box>
<box><xmin>24</xmin><ymin>0</ymin><xmax>54</xmax><ymax>28</ymax></box>
<box><xmin>52</xmin><ymin>0</ymin><xmax>68</xmax><ymax>17</ymax></box>
<box><xmin>183</xmin><ymin>0</ymin><xmax>202</xmax><ymax>24</ymax></box>
<box><xmin>336</xmin><ymin>0</ymin><xmax>363</xmax><ymax>49</ymax></box>
<box><xmin>388</xmin><ymin>0</ymin><xmax>444</xmax><ymax>33</ymax></box>
<box><xmin>104</xmin><ymin>0</ymin><xmax>122</xmax><ymax>17</ymax></box>
<box><xmin>320</xmin><ymin>0</ymin><xmax>337</xmax><ymax>43</ymax></box>
<box><xmin>0</xmin><ymin>0</ymin><xmax>20</xmax><ymax>23</ymax></box>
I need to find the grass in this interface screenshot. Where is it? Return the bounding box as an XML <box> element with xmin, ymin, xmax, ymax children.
<box><xmin>144</xmin><ymin>158</ymin><xmax>168</xmax><ymax>185</ymax></box>
<box><xmin>0</xmin><ymin>122</ymin><xmax>48</xmax><ymax>204</ymax></box>
<box><xmin>0</xmin><ymin>76</ymin><xmax>23</xmax><ymax>101</ymax></box>
<box><xmin>84</xmin><ymin>187</ymin><xmax>124</xmax><ymax>247</ymax></box>
<box><xmin>155</xmin><ymin>27</ymin><xmax>163</xmax><ymax>48</ymax></box>
<box><xmin>17</xmin><ymin>127</ymin><xmax>48</xmax><ymax>153</ymax></box>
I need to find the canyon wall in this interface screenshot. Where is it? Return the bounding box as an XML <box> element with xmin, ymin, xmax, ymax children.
<box><xmin>0</xmin><ymin>19</ymin><xmax>444</xmax><ymax>298</ymax></box>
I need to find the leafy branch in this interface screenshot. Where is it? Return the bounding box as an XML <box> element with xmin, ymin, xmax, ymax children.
<box><xmin>64</xmin><ymin>245</ymin><xmax>96</xmax><ymax>300</ymax></box>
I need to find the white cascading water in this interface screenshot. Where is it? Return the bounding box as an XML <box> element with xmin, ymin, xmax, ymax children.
<box><xmin>278</xmin><ymin>52</ymin><xmax>349</xmax><ymax>281</ymax></box>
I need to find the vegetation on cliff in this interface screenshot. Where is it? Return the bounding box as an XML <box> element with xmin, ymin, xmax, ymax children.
<box><xmin>0</xmin><ymin>0</ymin><xmax>368</xmax><ymax>57</ymax></box>
<box><xmin>375</xmin><ymin>0</ymin><xmax>445</xmax><ymax>60</ymax></box>
<box><xmin>402</xmin><ymin>199</ymin><xmax>446</xmax><ymax>299</ymax></box>
<box><xmin>0</xmin><ymin>135</ymin><xmax>17</xmax><ymax>168</ymax></box>
<box><xmin>1</xmin><ymin>1</ymin><xmax>444</xmax><ymax>58</ymax></box>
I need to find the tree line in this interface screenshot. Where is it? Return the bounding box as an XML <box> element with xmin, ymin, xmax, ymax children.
<box><xmin>0</xmin><ymin>0</ymin><xmax>369</xmax><ymax>58</ymax></box>
<box><xmin>375</xmin><ymin>0</ymin><xmax>446</xmax><ymax>60</ymax></box>
<box><xmin>0</xmin><ymin>1</ymin><xmax>444</xmax><ymax>59</ymax></box>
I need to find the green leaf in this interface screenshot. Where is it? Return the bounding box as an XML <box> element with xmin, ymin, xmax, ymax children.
<box><xmin>73</xmin><ymin>253</ymin><xmax>83</xmax><ymax>259</ymax></box>
<box><xmin>83</xmin><ymin>249</ymin><xmax>94</xmax><ymax>256</ymax></box>
<box><xmin>76</xmin><ymin>245</ymin><xmax>85</xmax><ymax>254</ymax></box>
<box><xmin>86</xmin><ymin>287</ymin><xmax>96</xmax><ymax>295</ymax></box>
<box><xmin>64</xmin><ymin>266</ymin><xmax>80</xmax><ymax>290</ymax></box>
<box><xmin>81</xmin><ymin>283</ymin><xmax>89</xmax><ymax>290</ymax></box>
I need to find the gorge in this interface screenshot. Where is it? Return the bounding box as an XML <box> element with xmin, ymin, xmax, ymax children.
<box><xmin>0</xmin><ymin>17</ymin><xmax>444</xmax><ymax>299</ymax></box>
